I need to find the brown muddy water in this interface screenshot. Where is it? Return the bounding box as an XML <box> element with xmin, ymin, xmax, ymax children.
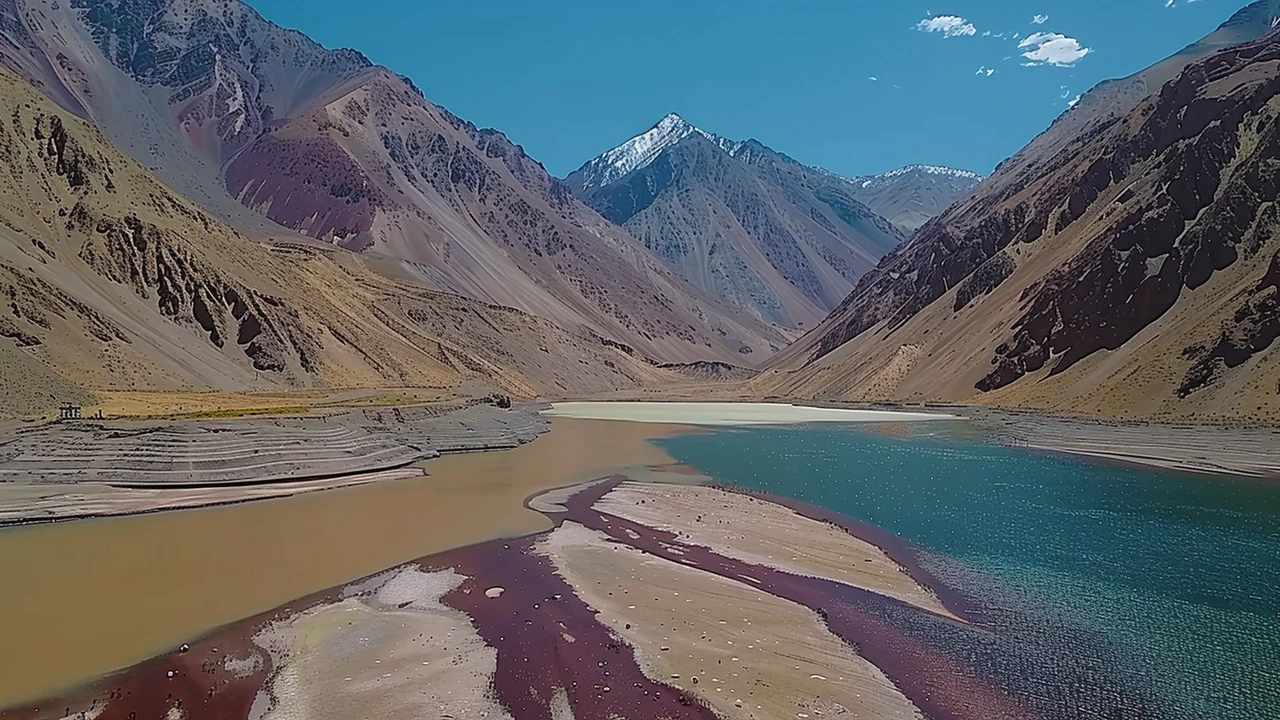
<box><xmin>0</xmin><ymin>418</ymin><xmax>686</xmax><ymax>708</ymax></box>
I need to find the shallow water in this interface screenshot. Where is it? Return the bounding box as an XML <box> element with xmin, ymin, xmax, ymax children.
<box><xmin>656</xmin><ymin>422</ymin><xmax>1280</xmax><ymax>720</ymax></box>
<box><xmin>0</xmin><ymin>418</ymin><xmax>681</xmax><ymax>708</ymax></box>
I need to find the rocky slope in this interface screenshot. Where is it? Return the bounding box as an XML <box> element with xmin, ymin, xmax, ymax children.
<box><xmin>764</xmin><ymin>9</ymin><xmax>1280</xmax><ymax>424</ymax></box>
<box><xmin>567</xmin><ymin>114</ymin><xmax>905</xmax><ymax>328</ymax></box>
<box><xmin>0</xmin><ymin>67</ymin><xmax>690</xmax><ymax>419</ymax></box>
<box><xmin>0</xmin><ymin>0</ymin><xmax>786</xmax><ymax>364</ymax></box>
<box><xmin>843</xmin><ymin>165</ymin><xmax>984</xmax><ymax>232</ymax></box>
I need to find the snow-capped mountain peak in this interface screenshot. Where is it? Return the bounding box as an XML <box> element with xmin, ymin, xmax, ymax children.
<box><xmin>573</xmin><ymin>113</ymin><xmax>697</xmax><ymax>189</ymax></box>
<box><xmin>854</xmin><ymin>165</ymin><xmax>985</xmax><ymax>189</ymax></box>
<box><xmin>571</xmin><ymin>113</ymin><xmax>741</xmax><ymax>189</ymax></box>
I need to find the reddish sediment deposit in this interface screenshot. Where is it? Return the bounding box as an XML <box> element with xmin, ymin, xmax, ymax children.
<box><xmin>2</xmin><ymin>477</ymin><xmax>1136</xmax><ymax>720</ymax></box>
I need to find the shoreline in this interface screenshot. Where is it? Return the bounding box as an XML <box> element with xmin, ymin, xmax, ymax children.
<box><xmin>553</xmin><ymin>399</ymin><xmax>1280</xmax><ymax>481</ymax></box>
<box><xmin>5</xmin><ymin>399</ymin><xmax>1274</xmax><ymax>518</ymax></box>
<box><xmin>0</xmin><ymin>467</ymin><xmax>427</xmax><ymax>529</ymax></box>
<box><xmin>543</xmin><ymin>400</ymin><xmax>960</xmax><ymax>424</ymax></box>
<box><xmin>2</xmin><ymin>399</ymin><xmax>1275</xmax><ymax>710</ymax></box>
<box><xmin>725</xmin><ymin>486</ymin><xmax>980</xmax><ymax>621</ymax></box>
<box><xmin>958</xmin><ymin>406</ymin><xmax>1280</xmax><ymax>481</ymax></box>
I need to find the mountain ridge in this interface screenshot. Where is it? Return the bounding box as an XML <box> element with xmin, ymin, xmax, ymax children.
<box><xmin>0</xmin><ymin>0</ymin><xmax>789</xmax><ymax>365</ymax></box>
<box><xmin>0</xmin><ymin>65</ymin><xmax>703</xmax><ymax>418</ymax></box>
<box><xmin>762</xmin><ymin>6</ymin><xmax>1280</xmax><ymax>424</ymax></box>
<box><xmin>567</xmin><ymin>115</ymin><xmax>907</xmax><ymax>328</ymax></box>
<box><xmin>839</xmin><ymin>165</ymin><xmax>985</xmax><ymax>232</ymax></box>
<box><xmin>571</xmin><ymin>113</ymin><xmax>982</xmax><ymax>232</ymax></box>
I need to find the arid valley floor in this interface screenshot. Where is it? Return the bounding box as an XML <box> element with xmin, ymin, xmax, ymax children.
<box><xmin>0</xmin><ymin>399</ymin><xmax>991</xmax><ymax>720</ymax></box>
<box><xmin>2</xmin><ymin>398</ymin><xmax>1278</xmax><ymax>720</ymax></box>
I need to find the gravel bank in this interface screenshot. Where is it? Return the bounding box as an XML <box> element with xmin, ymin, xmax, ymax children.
<box><xmin>0</xmin><ymin>403</ymin><xmax>548</xmax><ymax>525</ymax></box>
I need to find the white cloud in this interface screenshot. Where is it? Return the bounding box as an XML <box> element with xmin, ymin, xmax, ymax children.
<box><xmin>869</xmin><ymin>76</ymin><xmax>879</xmax><ymax>81</ymax></box>
<box><xmin>1019</xmin><ymin>32</ymin><xmax>1092</xmax><ymax>67</ymax></box>
<box><xmin>1032</xmin><ymin>14</ymin><xmax>1049</xmax><ymax>24</ymax></box>
<box><xmin>1068</xmin><ymin>94</ymin><xmax>1082</xmax><ymax>107</ymax></box>
<box><xmin>1166</xmin><ymin>0</ymin><xmax>1202</xmax><ymax>6</ymax></box>
<box><xmin>915</xmin><ymin>15</ymin><xmax>978</xmax><ymax>38</ymax></box>
<box><xmin>976</xmin><ymin>66</ymin><xmax>996</xmax><ymax>77</ymax></box>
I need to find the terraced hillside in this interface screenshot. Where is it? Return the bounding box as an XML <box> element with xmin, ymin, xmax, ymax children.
<box><xmin>0</xmin><ymin>404</ymin><xmax>546</xmax><ymax>487</ymax></box>
<box><xmin>0</xmin><ymin>403</ymin><xmax>551</xmax><ymax>524</ymax></box>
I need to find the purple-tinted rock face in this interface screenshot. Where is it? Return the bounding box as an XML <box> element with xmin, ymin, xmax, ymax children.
<box><xmin>68</xmin><ymin>0</ymin><xmax>371</xmax><ymax>158</ymax></box>
<box><xmin>225</xmin><ymin>126</ymin><xmax>379</xmax><ymax>248</ymax></box>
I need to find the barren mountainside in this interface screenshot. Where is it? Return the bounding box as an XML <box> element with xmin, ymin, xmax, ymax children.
<box><xmin>568</xmin><ymin>114</ymin><xmax>905</xmax><ymax>328</ymax></box>
<box><xmin>0</xmin><ymin>68</ymin><xmax>691</xmax><ymax>418</ymax></box>
<box><xmin>766</xmin><ymin>15</ymin><xmax>1280</xmax><ymax>424</ymax></box>
<box><xmin>0</xmin><ymin>0</ymin><xmax>787</xmax><ymax>364</ymax></box>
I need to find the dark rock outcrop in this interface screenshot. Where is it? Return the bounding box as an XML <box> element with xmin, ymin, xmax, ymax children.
<box><xmin>68</xmin><ymin>0</ymin><xmax>371</xmax><ymax>157</ymax></box>
<box><xmin>801</xmin><ymin>3</ymin><xmax>1280</xmax><ymax>371</ymax></box>
<box><xmin>70</xmin><ymin>205</ymin><xmax>318</xmax><ymax>375</ymax></box>
<box><xmin>1179</xmin><ymin>251</ymin><xmax>1280</xmax><ymax>397</ymax></box>
<box><xmin>979</xmin><ymin>37</ymin><xmax>1280</xmax><ymax>391</ymax></box>
<box><xmin>781</xmin><ymin>13</ymin><xmax>1280</xmax><ymax>417</ymax></box>
<box><xmin>953</xmin><ymin>251</ymin><xmax>1015</xmax><ymax>312</ymax></box>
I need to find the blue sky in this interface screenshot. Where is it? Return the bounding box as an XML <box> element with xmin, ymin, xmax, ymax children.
<box><xmin>248</xmin><ymin>0</ymin><xmax>1244</xmax><ymax>178</ymax></box>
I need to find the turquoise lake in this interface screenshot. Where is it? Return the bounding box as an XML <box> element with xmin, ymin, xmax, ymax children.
<box><xmin>655</xmin><ymin>422</ymin><xmax>1280</xmax><ymax>720</ymax></box>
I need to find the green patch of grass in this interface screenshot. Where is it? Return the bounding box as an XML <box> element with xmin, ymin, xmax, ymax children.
<box><xmin>116</xmin><ymin>406</ymin><xmax>311</xmax><ymax>421</ymax></box>
<box><xmin>316</xmin><ymin>394</ymin><xmax>446</xmax><ymax>409</ymax></box>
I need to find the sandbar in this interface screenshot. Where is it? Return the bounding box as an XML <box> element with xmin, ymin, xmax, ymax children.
<box><xmin>4</xmin><ymin>475</ymin><xmax>1034</xmax><ymax>720</ymax></box>
<box><xmin>542</xmin><ymin>401</ymin><xmax>958</xmax><ymax>425</ymax></box>
<box><xmin>254</xmin><ymin>565</ymin><xmax>510</xmax><ymax>720</ymax></box>
<box><xmin>537</xmin><ymin>521</ymin><xmax>925</xmax><ymax>720</ymax></box>
<box><xmin>595</xmin><ymin>481</ymin><xmax>958</xmax><ymax>620</ymax></box>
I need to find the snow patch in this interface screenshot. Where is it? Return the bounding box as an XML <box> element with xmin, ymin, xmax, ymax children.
<box><xmin>574</xmin><ymin>113</ymin><xmax>740</xmax><ymax>188</ymax></box>
<box><xmin>858</xmin><ymin>165</ymin><xmax>984</xmax><ymax>184</ymax></box>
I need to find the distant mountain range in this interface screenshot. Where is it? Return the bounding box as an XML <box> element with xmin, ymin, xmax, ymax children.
<box><xmin>567</xmin><ymin>114</ymin><xmax>982</xmax><ymax>327</ymax></box>
<box><xmin>840</xmin><ymin>165</ymin><xmax>984</xmax><ymax>232</ymax></box>
<box><xmin>764</xmin><ymin>0</ymin><xmax>1280</xmax><ymax>423</ymax></box>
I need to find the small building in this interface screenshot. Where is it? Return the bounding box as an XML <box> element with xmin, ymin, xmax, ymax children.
<box><xmin>58</xmin><ymin>404</ymin><xmax>82</xmax><ymax>420</ymax></box>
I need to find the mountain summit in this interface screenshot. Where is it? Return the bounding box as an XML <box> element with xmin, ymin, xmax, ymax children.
<box><xmin>573</xmin><ymin>113</ymin><xmax>742</xmax><ymax>189</ymax></box>
<box><xmin>567</xmin><ymin>116</ymin><xmax>905</xmax><ymax>327</ymax></box>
